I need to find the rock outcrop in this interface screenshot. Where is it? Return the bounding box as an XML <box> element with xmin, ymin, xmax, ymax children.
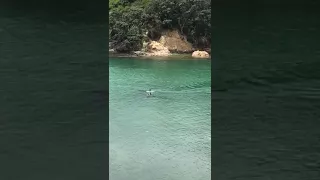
<box><xmin>145</xmin><ymin>41</ymin><xmax>171</xmax><ymax>57</ymax></box>
<box><xmin>192</xmin><ymin>50</ymin><xmax>210</xmax><ymax>58</ymax></box>
<box><xmin>158</xmin><ymin>30</ymin><xmax>194</xmax><ymax>53</ymax></box>
<box><xmin>110</xmin><ymin>29</ymin><xmax>211</xmax><ymax>58</ymax></box>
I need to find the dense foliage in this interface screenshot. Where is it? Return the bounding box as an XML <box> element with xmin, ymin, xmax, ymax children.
<box><xmin>109</xmin><ymin>0</ymin><xmax>211</xmax><ymax>52</ymax></box>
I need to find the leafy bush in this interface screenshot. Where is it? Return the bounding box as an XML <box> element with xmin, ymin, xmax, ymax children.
<box><xmin>109</xmin><ymin>5</ymin><xmax>145</xmax><ymax>52</ymax></box>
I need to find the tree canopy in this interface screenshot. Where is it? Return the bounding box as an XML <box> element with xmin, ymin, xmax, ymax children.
<box><xmin>109</xmin><ymin>0</ymin><xmax>211</xmax><ymax>52</ymax></box>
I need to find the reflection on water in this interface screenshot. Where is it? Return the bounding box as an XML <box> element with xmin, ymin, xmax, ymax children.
<box><xmin>213</xmin><ymin>7</ymin><xmax>320</xmax><ymax>180</ymax></box>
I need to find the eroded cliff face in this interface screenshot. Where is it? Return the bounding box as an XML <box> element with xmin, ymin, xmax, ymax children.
<box><xmin>140</xmin><ymin>30</ymin><xmax>192</xmax><ymax>57</ymax></box>
<box><xmin>143</xmin><ymin>30</ymin><xmax>210</xmax><ymax>58</ymax></box>
<box><xmin>158</xmin><ymin>30</ymin><xmax>194</xmax><ymax>53</ymax></box>
<box><xmin>145</xmin><ymin>41</ymin><xmax>171</xmax><ymax>57</ymax></box>
<box><xmin>142</xmin><ymin>30</ymin><xmax>193</xmax><ymax>56</ymax></box>
<box><xmin>110</xmin><ymin>29</ymin><xmax>210</xmax><ymax>58</ymax></box>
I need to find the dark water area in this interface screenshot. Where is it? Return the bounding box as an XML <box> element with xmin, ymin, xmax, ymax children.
<box><xmin>0</xmin><ymin>1</ymin><xmax>108</xmax><ymax>179</ymax></box>
<box><xmin>1</xmin><ymin>0</ymin><xmax>107</xmax><ymax>23</ymax></box>
<box><xmin>212</xmin><ymin>5</ymin><xmax>320</xmax><ymax>179</ymax></box>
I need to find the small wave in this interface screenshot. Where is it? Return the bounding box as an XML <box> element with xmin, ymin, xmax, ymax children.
<box><xmin>171</xmin><ymin>81</ymin><xmax>211</xmax><ymax>91</ymax></box>
<box><xmin>215</xmin><ymin>59</ymin><xmax>320</xmax><ymax>90</ymax></box>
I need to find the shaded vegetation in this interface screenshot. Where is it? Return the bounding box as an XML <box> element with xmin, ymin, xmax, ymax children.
<box><xmin>109</xmin><ymin>0</ymin><xmax>211</xmax><ymax>52</ymax></box>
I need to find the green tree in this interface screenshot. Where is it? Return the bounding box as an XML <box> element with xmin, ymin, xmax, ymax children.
<box><xmin>144</xmin><ymin>0</ymin><xmax>211</xmax><ymax>46</ymax></box>
<box><xmin>109</xmin><ymin>6</ymin><xmax>145</xmax><ymax>52</ymax></box>
<box><xmin>109</xmin><ymin>0</ymin><xmax>211</xmax><ymax>52</ymax></box>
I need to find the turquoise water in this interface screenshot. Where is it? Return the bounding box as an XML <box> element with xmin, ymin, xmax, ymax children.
<box><xmin>109</xmin><ymin>58</ymin><xmax>211</xmax><ymax>180</ymax></box>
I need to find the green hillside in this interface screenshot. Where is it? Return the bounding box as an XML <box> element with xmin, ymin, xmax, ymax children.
<box><xmin>109</xmin><ymin>0</ymin><xmax>211</xmax><ymax>52</ymax></box>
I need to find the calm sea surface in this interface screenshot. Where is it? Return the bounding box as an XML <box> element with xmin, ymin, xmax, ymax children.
<box><xmin>0</xmin><ymin>9</ymin><xmax>108</xmax><ymax>179</ymax></box>
<box><xmin>109</xmin><ymin>58</ymin><xmax>211</xmax><ymax>180</ymax></box>
<box><xmin>212</xmin><ymin>7</ymin><xmax>320</xmax><ymax>180</ymax></box>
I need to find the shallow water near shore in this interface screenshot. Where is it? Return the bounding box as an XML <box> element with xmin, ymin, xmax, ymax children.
<box><xmin>109</xmin><ymin>57</ymin><xmax>211</xmax><ymax>180</ymax></box>
<box><xmin>109</xmin><ymin>51</ymin><xmax>210</xmax><ymax>60</ymax></box>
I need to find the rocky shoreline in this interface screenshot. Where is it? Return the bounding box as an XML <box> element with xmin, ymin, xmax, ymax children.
<box><xmin>109</xmin><ymin>30</ymin><xmax>211</xmax><ymax>59</ymax></box>
<box><xmin>109</xmin><ymin>49</ymin><xmax>210</xmax><ymax>59</ymax></box>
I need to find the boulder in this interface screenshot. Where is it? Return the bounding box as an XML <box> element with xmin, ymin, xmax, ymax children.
<box><xmin>133</xmin><ymin>51</ymin><xmax>146</xmax><ymax>56</ymax></box>
<box><xmin>145</xmin><ymin>41</ymin><xmax>171</xmax><ymax>56</ymax></box>
<box><xmin>192</xmin><ymin>50</ymin><xmax>210</xmax><ymax>58</ymax></box>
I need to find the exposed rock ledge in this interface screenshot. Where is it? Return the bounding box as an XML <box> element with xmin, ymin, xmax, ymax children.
<box><xmin>145</xmin><ymin>41</ymin><xmax>171</xmax><ymax>57</ymax></box>
<box><xmin>158</xmin><ymin>30</ymin><xmax>194</xmax><ymax>53</ymax></box>
<box><xmin>110</xmin><ymin>30</ymin><xmax>210</xmax><ymax>59</ymax></box>
<box><xmin>139</xmin><ymin>30</ymin><xmax>194</xmax><ymax>57</ymax></box>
